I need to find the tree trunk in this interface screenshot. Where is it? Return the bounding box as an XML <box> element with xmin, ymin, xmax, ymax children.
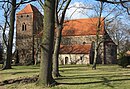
<box><xmin>2</xmin><ymin>0</ymin><xmax>16</xmax><ymax>69</ymax></box>
<box><xmin>38</xmin><ymin>0</ymin><xmax>56</xmax><ymax>86</ymax></box>
<box><xmin>92</xmin><ymin>1</ymin><xmax>103</xmax><ymax>70</ymax></box>
<box><xmin>92</xmin><ymin>44</ymin><xmax>98</xmax><ymax>70</ymax></box>
<box><xmin>53</xmin><ymin>25</ymin><xmax>62</xmax><ymax>77</ymax></box>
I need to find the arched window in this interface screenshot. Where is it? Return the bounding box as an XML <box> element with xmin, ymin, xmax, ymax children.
<box><xmin>65</xmin><ymin>57</ymin><xmax>69</xmax><ymax>64</ymax></box>
<box><xmin>22</xmin><ymin>23</ymin><xmax>26</xmax><ymax>31</ymax></box>
<box><xmin>83</xmin><ymin>42</ymin><xmax>86</xmax><ymax>45</ymax></box>
<box><xmin>21</xmin><ymin>15</ymin><xmax>23</xmax><ymax>18</ymax></box>
<box><xmin>27</xmin><ymin>15</ymin><xmax>29</xmax><ymax>17</ymax></box>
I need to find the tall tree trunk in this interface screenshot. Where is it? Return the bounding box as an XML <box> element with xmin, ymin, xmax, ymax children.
<box><xmin>92</xmin><ymin>43</ymin><xmax>98</xmax><ymax>70</ymax></box>
<box><xmin>53</xmin><ymin>25</ymin><xmax>62</xmax><ymax>77</ymax></box>
<box><xmin>2</xmin><ymin>0</ymin><xmax>16</xmax><ymax>69</ymax></box>
<box><xmin>52</xmin><ymin>0</ymin><xmax>71</xmax><ymax>77</ymax></box>
<box><xmin>38</xmin><ymin>0</ymin><xmax>56</xmax><ymax>86</ymax></box>
<box><xmin>92</xmin><ymin>1</ymin><xmax>103</xmax><ymax>70</ymax></box>
<box><xmin>32</xmin><ymin>34</ymin><xmax>35</xmax><ymax>65</ymax></box>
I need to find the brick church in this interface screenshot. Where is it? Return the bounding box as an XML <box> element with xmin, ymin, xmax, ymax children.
<box><xmin>16</xmin><ymin>4</ymin><xmax>117</xmax><ymax>65</ymax></box>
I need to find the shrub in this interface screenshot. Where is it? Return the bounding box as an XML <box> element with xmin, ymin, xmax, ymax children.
<box><xmin>118</xmin><ymin>53</ymin><xmax>130</xmax><ymax>68</ymax></box>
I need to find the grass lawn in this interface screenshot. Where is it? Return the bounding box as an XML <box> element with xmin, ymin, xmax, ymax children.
<box><xmin>1</xmin><ymin>64</ymin><xmax>130</xmax><ymax>89</ymax></box>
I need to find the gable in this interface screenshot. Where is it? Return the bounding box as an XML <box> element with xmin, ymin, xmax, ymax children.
<box><xmin>17</xmin><ymin>4</ymin><xmax>41</xmax><ymax>15</ymax></box>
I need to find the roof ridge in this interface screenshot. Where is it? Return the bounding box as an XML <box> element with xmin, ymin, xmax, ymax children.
<box><xmin>65</xmin><ymin>17</ymin><xmax>104</xmax><ymax>21</ymax></box>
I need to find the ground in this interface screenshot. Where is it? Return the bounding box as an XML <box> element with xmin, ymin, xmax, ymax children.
<box><xmin>0</xmin><ymin>65</ymin><xmax>5</xmax><ymax>89</ymax></box>
<box><xmin>1</xmin><ymin>64</ymin><xmax>130</xmax><ymax>89</ymax></box>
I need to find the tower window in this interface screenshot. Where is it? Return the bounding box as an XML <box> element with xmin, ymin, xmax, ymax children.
<box><xmin>22</xmin><ymin>23</ymin><xmax>26</xmax><ymax>31</ymax></box>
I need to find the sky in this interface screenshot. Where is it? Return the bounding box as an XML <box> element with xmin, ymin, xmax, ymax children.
<box><xmin>0</xmin><ymin>0</ymin><xmax>92</xmax><ymax>52</ymax></box>
<box><xmin>0</xmin><ymin>0</ymin><xmax>94</xmax><ymax>41</ymax></box>
<box><xmin>0</xmin><ymin>0</ymin><xmax>96</xmax><ymax>24</ymax></box>
<box><xmin>0</xmin><ymin>0</ymin><xmax>130</xmax><ymax>51</ymax></box>
<box><xmin>0</xmin><ymin>0</ymin><xmax>129</xmax><ymax>23</ymax></box>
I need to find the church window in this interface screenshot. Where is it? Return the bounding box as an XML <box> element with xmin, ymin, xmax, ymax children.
<box><xmin>22</xmin><ymin>23</ymin><xmax>26</xmax><ymax>31</ymax></box>
<box><xmin>65</xmin><ymin>57</ymin><xmax>68</xmax><ymax>64</ymax></box>
<box><xmin>27</xmin><ymin>15</ymin><xmax>29</xmax><ymax>17</ymax></box>
<box><xmin>80</xmin><ymin>56</ymin><xmax>83</xmax><ymax>60</ymax></box>
<box><xmin>21</xmin><ymin>15</ymin><xmax>23</xmax><ymax>18</ymax></box>
<box><xmin>83</xmin><ymin>42</ymin><xmax>86</xmax><ymax>45</ymax></box>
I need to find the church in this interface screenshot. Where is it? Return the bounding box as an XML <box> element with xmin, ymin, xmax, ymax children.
<box><xmin>16</xmin><ymin>4</ymin><xmax>117</xmax><ymax>65</ymax></box>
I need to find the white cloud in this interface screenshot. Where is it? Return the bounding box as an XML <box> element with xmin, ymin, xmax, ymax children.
<box><xmin>65</xmin><ymin>2</ymin><xmax>92</xmax><ymax>20</ymax></box>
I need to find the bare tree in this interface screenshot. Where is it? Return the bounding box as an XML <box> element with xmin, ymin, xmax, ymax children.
<box><xmin>85</xmin><ymin>1</ymin><xmax>124</xmax><ymax>69</ymax></box>
<box><xmin>96</xmin><ymin>0</ymin><xmax>130</xmax><ymax>15</ymax></box>
<box><xmin>0</xmin><ymin>0</ymin><xmax>37</xmax><ymax>69</ymax></box>
<box><xmin>1</xmin><ymin>0</ymin><xmax>17</xmax><ymax>69</ymax></box>
<box><xmin>107</xmin><ymin>19</ymin><xmax>130</xmax><ymax>53</ymax></box>
<box><xmin>53</xmin><ymin>0</ymin><xmax>71</xmax><ymax>77</ymax></box>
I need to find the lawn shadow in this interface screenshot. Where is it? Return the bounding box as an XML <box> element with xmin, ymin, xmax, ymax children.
<box><xmin>57</xmin><ymin>72</ymin><xmax>130</xmax><ymax>88</ymax></box>
<box><xmin>60</xmin><ymin>65</ymin><xmax>87</xmax><ymax>68</ymax></box>
<box><xmin>57</xmin><ymin>73</ymin><xmax>130</xmax><ymax>80</ymax></box>
<box><xmin>101</xmin><ymin>77</ymin><xmax>114</xmax><ymax>88</ymax></box>
<box><xmin>57</xmin><ymin>75</ymin><xmax>107</xmax><ymax>80</ymax></box>
<box><xmin>59</xmin><ymin>77</ymin><xmax>130</xmax><ymax>88</ymax></box>
<box><xmin>0</xmin><ymin>70</ymin><xmax>39</xmax><ymax>75</ymax></box>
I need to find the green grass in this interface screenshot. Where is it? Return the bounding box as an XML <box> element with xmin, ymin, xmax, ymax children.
<box><xmin>0</xmin><ymin>64</ymin><xmax>2</xmax><ymax>69</ymax></box>
<box><xmin>1</xmin><ymin>64</ymin><xmax>130</xmax><ymax>89</ymax></box>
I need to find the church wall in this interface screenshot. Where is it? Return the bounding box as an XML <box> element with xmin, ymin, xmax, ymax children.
<box><xmin>60</xmin><ymin>35</ymin><xmax>104</xmax><ymax>64</ymax></box>
<box><xmin>61</xmin><ymin>35</ymin><xmax>103</xmax><ymax>45</ymax></box>
<box><xmin>59</xmin><ymin>54</ymin><xmax>90</xmax><ymax>65</ymax></box>
<box><xmin>104</xmin><ymin>42</ymin><xmax>117</xmax><ymax>64</ymax></box>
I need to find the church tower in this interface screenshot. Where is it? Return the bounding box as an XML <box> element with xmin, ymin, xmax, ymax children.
<box><xmin>16</xmin><ymin>4</ymin><xmax>43</xmax><ymax>65</ymax></box>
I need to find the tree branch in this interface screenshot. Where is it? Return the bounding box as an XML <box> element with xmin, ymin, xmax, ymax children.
<box><xmin>60</xmin><ymin>0</ymin><xmax>71</xmax><ymax>24</ymax></box>
<box><xmin>96</xmin><ymin>0</ymin><xmax>130</xmax><ymax>4</ymax></box>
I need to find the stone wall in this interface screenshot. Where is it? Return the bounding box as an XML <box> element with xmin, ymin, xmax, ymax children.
<box><xmin>59</xmin><ymin>54</ymin><xmax>90</xmax><ymax>64</ymax></box>
<box><xmin>61</xmin><ymin>35</ymin><xmax>103</xmax><ymax>45</ymax></box>
<box><xmin>16</xmin><ymin>13</ymin><xmax>33</xmax><ymax>36</ymax></box>
<box><xmin>16</xmin><ymin>36</ymin><xmax>33</xmax><ymax>65</ymax></box>
<box><xmin>104</xmin><ymin>42</ymin><xmax>117</xmax><ymax>64</ymax></box>
<box><xmin>60</xmin><ymin>35</ymin><xmax>104</xmax><ymax>64</ymax></box>
<box><xmin>104</xmin><ymin>31</ymin><xmax>117</xmax><ymax>64</ymax></box>
<box><xmin>16</xmin><ymin>11</ymin><xmax>43</xmax><ymax>65</ymax></box>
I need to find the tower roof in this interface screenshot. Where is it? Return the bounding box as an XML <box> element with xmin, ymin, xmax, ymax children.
<box><xmin>17</xmin><ymin>4</ymin><xmax>40</xmax><ymax>15</ymax></box>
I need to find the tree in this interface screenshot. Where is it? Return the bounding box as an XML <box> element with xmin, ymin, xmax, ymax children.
<box><xmin>107</xmin><ymin>19</ymin><xmax>130</xmax><ymax>53</ymax></box>
<box><xmin>53</xmin><ymin>0</ymin><xmax>71</xmax><ymax>77</ymax></box>
<box><xmin>91</xmin><ymin>1</ymin><xmax>104</xmax><ymax>69</ymax></box>
<box><xmin>37</xmin><ymin>0</ymin><xmax>56</xmax><ymax>86</ymax></box>
<box><xmin>0</xmin><ymin>2</ymin><xmax>10</xmax><ymax>64</ymax></box>
<box><xmin>2</xmin><ymin>0</ymin><xmax>16</xmax><ymax>69</ymax></box>
<box><xmin>96</xmin><ymin>0</ymin><xmax>130</xmax><ymax>15</ymax></box>
<box><xmin>0</xmin><ymin>0</ymin><xmax>36</xmax><ymax>69</ymax></box>
<box><xmin>84</xmin><ymin>1</ymin><xmax>124</xmax><ymax>69</ymax></box>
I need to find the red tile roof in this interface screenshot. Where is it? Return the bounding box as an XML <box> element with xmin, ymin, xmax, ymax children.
<box><xmin>62</xmin><ymin>18</ymin><xmax>105</xmax><ymax>36</ymax></box>
<box><xmin>60</xmin><ymin>44</ymin><xmax>91</xmax><ymax>54</ymax></box>
<box><xmin>17</xmin><ymin>4</ymin><xmax>40</xmax><ymax>15</ymax></box>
